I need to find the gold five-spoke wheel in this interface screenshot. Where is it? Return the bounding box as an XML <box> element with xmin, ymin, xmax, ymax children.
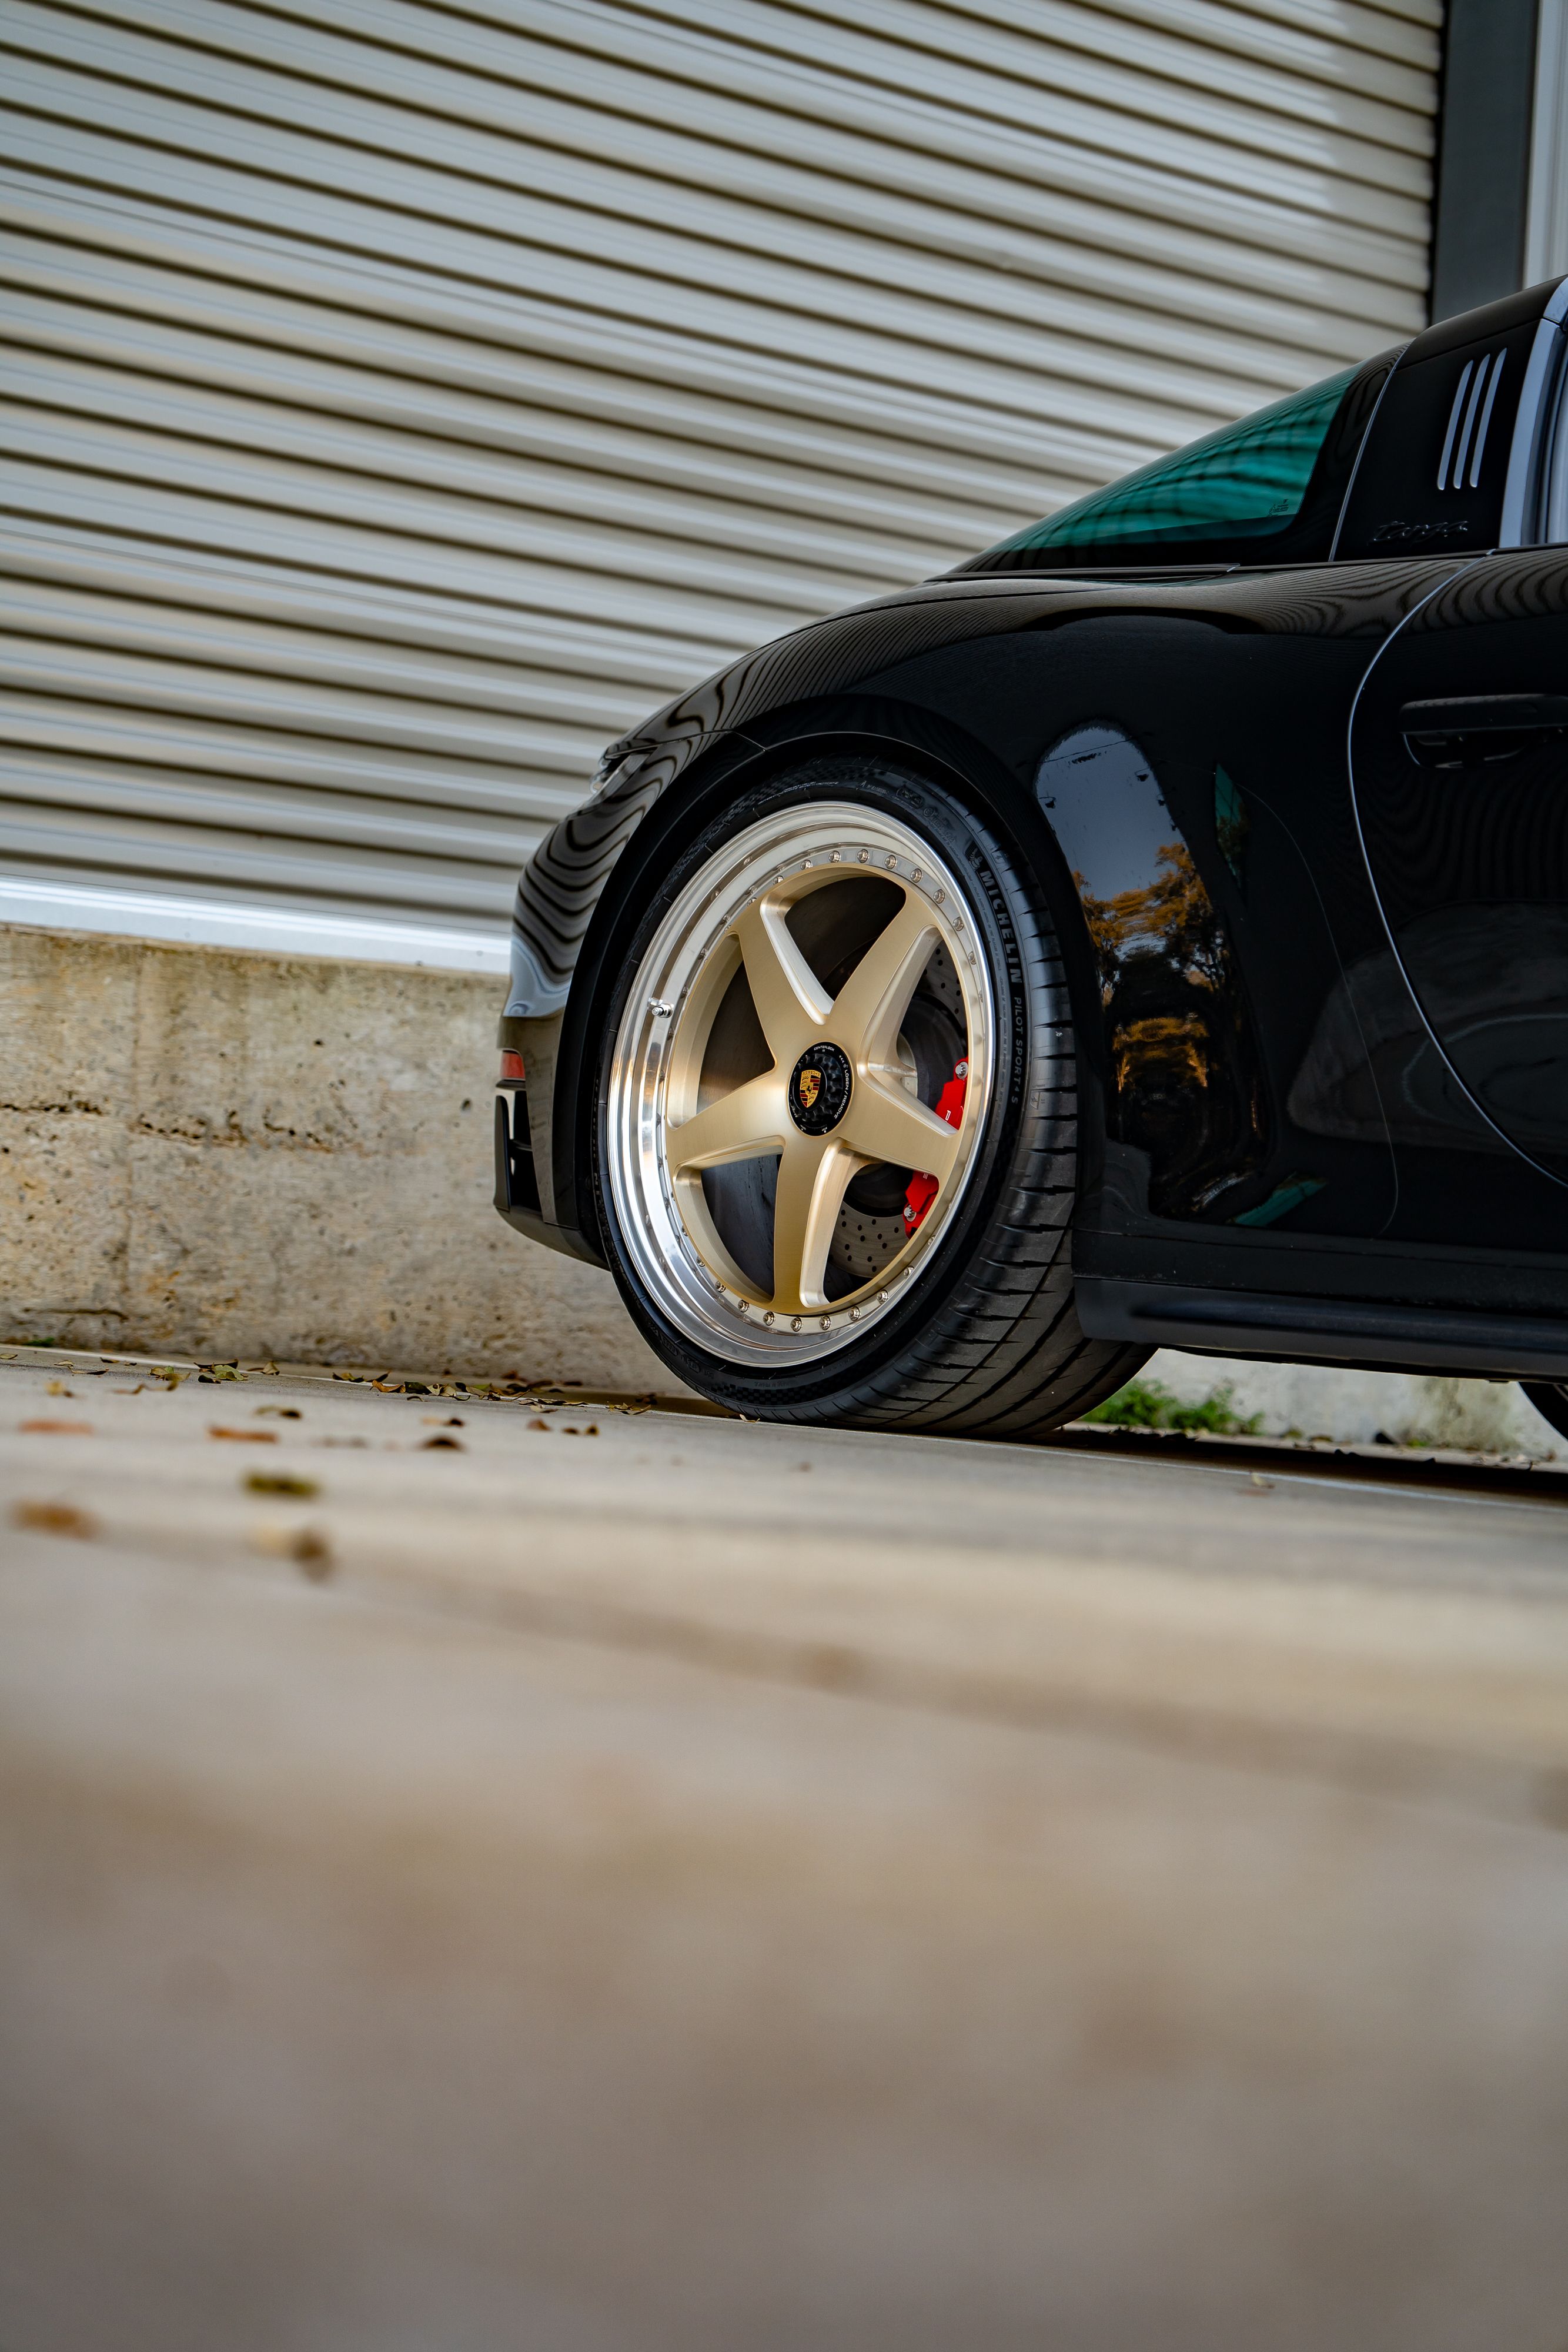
<box><xmin>606</xmin><ymin>802</ymin><xmax>995</xmax><ymax>1366</ymax></box>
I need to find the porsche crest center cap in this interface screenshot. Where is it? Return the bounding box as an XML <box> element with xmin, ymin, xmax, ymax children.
<box><xmin>787</xmin><ymin>1043</ymin><xmax>852</xmax><ymax>1136</ymax></box>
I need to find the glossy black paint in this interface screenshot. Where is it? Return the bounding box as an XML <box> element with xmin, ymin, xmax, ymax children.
<box><xmin>1034</xmin><ymin>719</ymin><xmax>1273</xmax><ymax>1227</ymax></box>
<box><xmin>526</xmin><ymin>563</ymin><xmax>1566</xmax><ymax>1278</ymax></box>
<box><xmin>1022</xmin><ymin>622</ymin><xmax>1400</xmax><ymax>1241</ymax></box>
<box><xmin>1338</xmin><ymin>289</ymin><xmax>1549</xmax><ymax>558</ymax></box>
<box><xmin>501</xmin><ymin>278</ymin><xmax>1568</xmax><ymax>1377</ymax></box>
<box><xmin>1351</xmin><ymin>547</ymin><xmax>1568</xmax><ymax>1182</ymax></box>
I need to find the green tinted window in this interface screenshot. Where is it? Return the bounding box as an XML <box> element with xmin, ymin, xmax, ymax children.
<box><xmin>990</xmin><ymin>367</ymin><xmax>1358</xmax><ymax>559</ymax></box>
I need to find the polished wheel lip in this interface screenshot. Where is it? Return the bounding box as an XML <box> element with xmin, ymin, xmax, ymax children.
<box><xmin>606</xmin><ymin>801</ymin><xmax>996</xmax><ymax>1368</ymax></box>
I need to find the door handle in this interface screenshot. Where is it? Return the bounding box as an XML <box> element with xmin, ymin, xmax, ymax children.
<box><xmin>1400</xmin><ymin>694</ymin><xmax>1568</xmax><ymax>768</ymax></box>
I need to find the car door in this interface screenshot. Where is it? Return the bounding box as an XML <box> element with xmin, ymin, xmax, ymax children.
<box><xmin>1349</xmin><ymin>558</ymin><xmax>1568</xmax><ymax>1185</ymax></box>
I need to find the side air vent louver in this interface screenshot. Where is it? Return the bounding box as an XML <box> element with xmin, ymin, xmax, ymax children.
<box><xmin>1436</xmin><ymin>350</ymin><xmax>1507</xmax><ymax>490</ymax></box>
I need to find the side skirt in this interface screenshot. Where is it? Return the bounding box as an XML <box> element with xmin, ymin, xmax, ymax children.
<box><xmin>1076</xmin><ymin>1277</ymin><xmax>1568</xmax><ymax>1381</ymax></box>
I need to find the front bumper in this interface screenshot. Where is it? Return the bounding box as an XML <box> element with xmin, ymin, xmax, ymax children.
<box><xmin>492</xmin><ymin>1014</ymin><xmax>602</xmax><ymax>1265</ymax></box>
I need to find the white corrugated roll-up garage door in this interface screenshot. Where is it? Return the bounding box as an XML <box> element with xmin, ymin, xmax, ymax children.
<box><xmin>0</xmin><ymin>0</ymin><xmax>1442</xmax><ymax>969</ymax></box>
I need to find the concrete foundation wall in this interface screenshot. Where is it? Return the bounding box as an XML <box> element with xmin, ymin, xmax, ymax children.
<box><xmin>0</xmin><ymin>924</ymin><xmax>672</xmax><ymax>1389</ymax></box>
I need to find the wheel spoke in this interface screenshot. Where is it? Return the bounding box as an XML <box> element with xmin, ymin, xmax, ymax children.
<box><xmin>771</xmin><ymin>1137</ymin><xmax>856</xmax><ymax>1313</ymax></box>
<box><xmin>733</xmin><ymin>899</ymin><xmax>831</xmax><ymax>1064</ymax></box>
<box><xmin>838</xmin><ymin>1078</ymin><xmax>961</xmax><ymax>1185</ymax></box>
<box><xmin>668</xmin><ymin>1073</ymin><xmax>785</xmax><ymax>1171</ymax></box>
<box><xmin>830</xmin><ymin>896</ymin><xmax>939</xmax><ymax>1070</ymax></box>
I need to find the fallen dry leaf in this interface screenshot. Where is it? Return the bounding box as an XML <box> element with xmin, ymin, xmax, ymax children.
<box><xmin>295</xmin><ymin>1532</ymin><xmax>333</xmax><ymax>1580</ymax></box>
<box><xmin>422</xmin><ymin>1415</ymin><xmax>464</xmax><ymax>1426</ymax></box>
<box><xmin>255</xmin><ymin>1405</ymin><xmax>302</xmax><ymax>1419</ymax></box>
<box><xmin>250</xmin><ymin>1522</ymin><xmax>333</xmax><ymax>1578</ymax></box>
<box><xmin>526</xmin><ymin>1417</ymin><xmax>550</xmax><ymax>1432</ymax></box>
<box><xmin>14</xmin><ymin>1500</ymin><xmax>98</xmax><ymax>1538</ymax></box>
<box><xmin>45</xmin><ymin>1379</ymin><xmax>75</xmax><ymax>1397</ymax></box>
<box><xmin>244</xmin><ymin>1471</ymin><xmax>319</xmax><ymax>1498</ymax></box>
<box><xmin>21</xmin><ymin>1419</ymin><xmax>92</xmax><ymax>1436</ymax></box>
<box><xmin>420</xmin><ymin>1434</ymin><xmax>464</xmax><ymax>1450</ymax></box>
<box><xmin>209</xmin><ymin>1426</ymin><xmax>276</xmax><ymax>1443</ymax></box>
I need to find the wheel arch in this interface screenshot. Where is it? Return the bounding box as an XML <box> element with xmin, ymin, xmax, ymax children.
<box><xmin>517</xmin><ymin>697</ymin><xmax>1111</xmax><ymax>1259</ymax></box>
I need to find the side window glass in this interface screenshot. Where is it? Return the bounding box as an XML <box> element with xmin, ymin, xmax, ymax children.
<box><xmin>988</xmin><ymin>369</ymin><xmax>1357</xmax><ymax>561</ymax></box>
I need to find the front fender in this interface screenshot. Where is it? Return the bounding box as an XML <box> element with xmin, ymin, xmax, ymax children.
<box><xmin>496</xmin><ymin>560</ymin><xmax>1452</xmax><ymax>1257</ymax></box>
<box><xmin>499</xmin><ymin>579</ymin><xmax>1091</xmax><ymax>1257</ymax></box>
<box><xmin>503</xmin><ymin>576</ymin><xmax>1081</xmax><ymax>1028</ymax></box>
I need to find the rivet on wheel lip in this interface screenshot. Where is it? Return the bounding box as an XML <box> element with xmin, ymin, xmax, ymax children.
<box><xmin>819</xmin><ymin>1316</ymin><xmax>831</xmax><ymax>1329</ymax></box>
<box><xmin>791</xmin><ymin>1316</ymin><xmax>803</xmax><ymax>1331</ymax></box>
<box><xmin>764</xmin><ymin>1311</ymin><xmax>775</xmax><ymax>1326</ymax></box>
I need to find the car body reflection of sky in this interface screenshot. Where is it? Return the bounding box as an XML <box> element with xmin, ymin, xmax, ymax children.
<box><xmin>1037</xmin><ymin>725</ymin><xmax>1174</xmax><ymax>903</ymax></box>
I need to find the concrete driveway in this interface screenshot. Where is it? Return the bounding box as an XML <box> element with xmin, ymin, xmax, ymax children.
<box><xmin>4</xmin><ymin>1350</ymin><xmax>1568</xmax><ymax>2352</ymax></box>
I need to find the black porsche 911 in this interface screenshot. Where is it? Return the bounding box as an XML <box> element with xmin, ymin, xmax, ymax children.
<box><xmin>494</xmin><ymin>276</ymin><xmax>1568</xmax><ymax>1444</ymax></box>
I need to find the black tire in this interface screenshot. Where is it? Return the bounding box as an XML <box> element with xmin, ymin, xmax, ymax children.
<box><xmin>1521</xmin><ymin>1381</ymin><xmax>1568</xmax><ymax>1443</ymax></box>
<box><xmin>593</xmin><ymin>754</ymin><xmax>1147</xmax><ymax>1438</ymax></box>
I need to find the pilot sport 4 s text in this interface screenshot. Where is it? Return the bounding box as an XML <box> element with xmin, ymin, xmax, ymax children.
<box><xmin>494</xmin><ymin>278</ymin><xmax>1568</xmax><ymax>1444</ymax></box>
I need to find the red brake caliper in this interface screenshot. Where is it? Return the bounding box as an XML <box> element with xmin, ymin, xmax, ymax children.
<box><xmin>902</xmin><ymin>1058</ymin><xmax>968</xmax><ymax>1235</ymax></box>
